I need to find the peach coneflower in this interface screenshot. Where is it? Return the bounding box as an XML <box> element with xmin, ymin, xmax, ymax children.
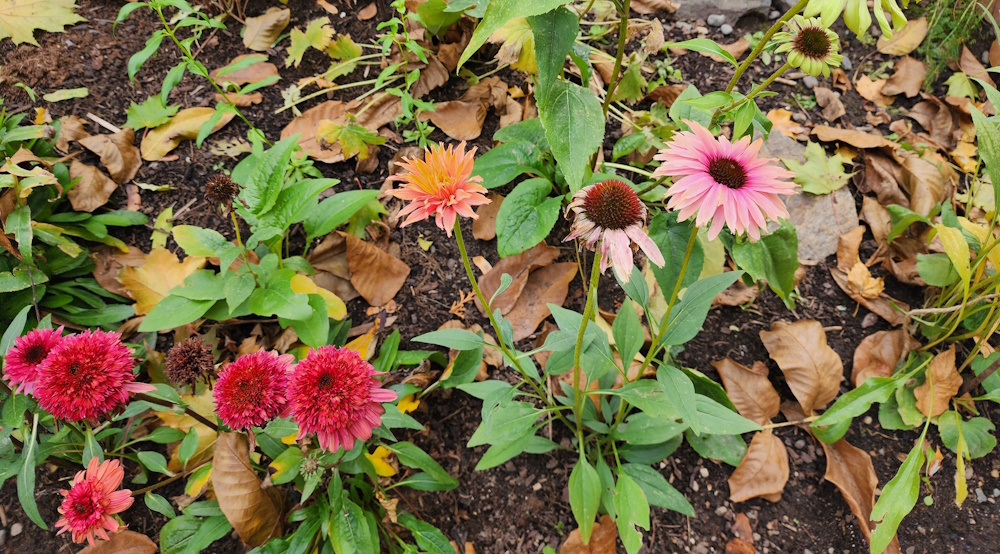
<box><xmin>34</xmin><ymin>330</ymin><xmax>155</xmax><ymax>422</ymax></box>
<box><xmin>564</xmin><ymin>179</ymin><xmax>665</xmax><ymax>283</ymax></box>
<box><xmin>652</xmin><ymin>121</ymin><xmax>796</xmax><ymax>242</ymax></box>
<box><xmin>55</xmin><ymin>458</ymin><xmax>134</xmax><ymax>546</ymax></box>
<box><xmin>288</xmin><ymin>346</ymin><xmax>397</xmax><ymax>453</ymax></box>
<box><xmin>3</xmin><ymin>326</ymin><xmax>64</xmax><ymax>396</ymax></box>
<box><xmin>213</xmin><ymin>351</ymin><xmax>293</xmax><ymax>431</ymax></box>
<box><xmin>388</xmin><ymin>141</ymin><xmax>491</xmax><ymax>236</ymax></box>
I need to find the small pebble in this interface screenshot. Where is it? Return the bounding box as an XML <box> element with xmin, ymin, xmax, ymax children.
<box><xmin>769</xmin><ymin>10</ymin><xmax>781</xmax><ymax>19</ymax></box>
<box><xmin>976</xmin><ymin>488</ymin><xmax>988</xmax><ymax>503</ymax></box>
<box><xmin>861</xmin><ymin>312</ymin><xmax>879</xmax><ymax>328</ymax></box>
<box><xmin>792</xmin><ymin>112</ymin><xmax>807</xmax><ymax>123</ymax></box>
<box><xmin>699</xmin><ymin>467</ymin><xmax>709</xmax><ymax>478</ymax></box>
<box><xmin>9</xmin><ymin>523</ymin><xmax>21</xmax><ymax>538</ymax></box>
<box><xmin>841</xmin><ymin>55</ymin><xmax>853</xmax><ymax>71</ymax></box>
<box><xmin>991</xmin><ymin>469</ymin><xmax>999</xmax><ymax>478</ymax></box>
<box><xmin>692</xmin><ymin>481</ymin><xmax>700</xmax><ymax>492</ymax></box>
<box><xmin>0</xmin><ymin>529</ymin><xmax>6</xmax><ymax>548</ymax></box>
<box><xmin>707</xmin><ymin>14</ymin><xmax>726</xmax><ymax>27</ymax></box>
<box><xmin>803</xmin><ymin>75</ymin><xmax>819</xmax><ymax>89</ymax></box>
<box><xmin>794</xmin><ymin>440</ymin><xmax>806</xmax><ymax>449</ymax></box>
<box><xmin>983</xmin><ymin>51</ymin><xmax>991</xmax><ymax>64</ymax></box>
<box><xmin>676</xmin><ymin>21</ymin><xmax>692</xmax><ymax>32</ymax></box>
<box><xmin>804</xmin><ymin>549</ymin><xmax>814</xmax><ymax>554</ymax></box>
<box><xmin>720</xmin><ymin>24</ymin><xmax>733</xmax><ymax>36</ymax></box>
<box><xmin>993</xmin><ymin>488</ymin><xmax>1000</xmax><ymax>497</ymax></box>
<box><xmin>863</xmin><ymin>416</ymin><xmax>873</xmax><ymax>425</ymax></box>
<box><xmin>714</xmin><ymin>506</ymin><xmax>728</xmax><ymax>516</ymax></box>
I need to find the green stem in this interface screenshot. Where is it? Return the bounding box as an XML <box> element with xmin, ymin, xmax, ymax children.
<box><xmin>572</xmin><ymin>254</ymin><xmax>603</xmax><ymax>445</ymax></box>
<box><xmin>601</xmin><ymin>0</ymin><xmax>632</xmax><ymax>117</ymax></box>
<box><xmin>711</xmin><ymin>62</ymin><xmax>791</xmax><ymax>127</ymax></box>
<box><xmin>724</xmin><ymin>0</ymin><xmax>807</xmax><ymax>94</ymax></box>
<box><xmin>134</xmin><ymin>393</ymin><xmax>219</xmax><ymax>432</ymax></box>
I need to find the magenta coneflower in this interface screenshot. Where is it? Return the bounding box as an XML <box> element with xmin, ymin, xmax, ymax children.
<box><xmin>3</xmin><ymin>326</ymin><xmax>64</xmax><ymax>396</ymax></box>
<box><xmin>213</xmin><ymin>351</ymin><xmax>293</xmax><ymax>431</ymax></box>
<box><xmin>55</xmin><ymin>457</ymin><xmax>134</xmax><ymax>546</ymax></box>
<box><xmin>288</xmin><ymin>346</ymin><xmax>397</xmax><ymax>453</ymax></box>
<box><xmin>388</xmin><ymin>141</ymin><xmax>491</xmax><ymax>236</ymax></box>
<box><xmin>34</xmin><ymin>330</ymin><xmax>155</xmax><ymax>422</ymax></box>
<box><xmin>652</xmin><ymin>121</ymin><xmax>796</xmax><ymax>242</ymax></box>
<box><xmin>564</xmin><ymin>179</ymin><xmax>665</xmax><ymax>283</ymax></box>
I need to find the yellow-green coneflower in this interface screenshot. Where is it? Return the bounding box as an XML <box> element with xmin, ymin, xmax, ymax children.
<box><xmin>774</xmin><ymin>16</ymin><xmax>843</xmax><ymax>78</ymax></box>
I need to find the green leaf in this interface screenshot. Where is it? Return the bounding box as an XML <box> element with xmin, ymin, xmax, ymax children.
<box><xmin>412</xmin><ymin>328</ymin><xmax>485</xmax><ymax>350</ymax></box>
<box><xmin>612</xmin><ymin>304</ymin><xmax>643</xmax><ymax>371</ymax></box>
<box><xmin>283</xmin><ymin>293</ymin><xmax>329</xmax><ymax>348</ymax></box>
<box><xmin>569</xmin><ymin>456</ymin><xmax>601</xmax><ymax>543</ymax></box>
<box><xmin>125</xmin><ymin>96</ymin><xmax>179</xmax><ymax>130</ymax></box>
<box><xmin>82</xmin><ymin>427</ymin><xmax>103</xmax><ymax>466</ymax></box>
<box><xmin>7</xmin><ymin>206</ymin><xmax>33</xmax><ymax>264</ymax></box>
<box><xmin>224</xmin><ymin>272</ymin><xmax>255</xmax><ymax>313</ymax></box>
<box><xmin>665</xmin><ymin>38</ymin><xmax>739</xmax><ymax>67</ymax></box>
<box><xmin>138</xmin><ymin>451</ymin><xmax>173</xmax><ymax>475</ymax></box>
<box><xmin>390</xmin><ymin>442</ymin><xmax>459</xmax><ymax>490</ymax></box>
<box><xmin>528</xmin><ymin>8</ymin><xmax>578</xmax><ymax>105</ymax></box>
<box><xmin>139</xmin><ymin>295</ymin><xmax>215</xmax><ymax>332</ymax></box>
<box><xmin>539</xmin><ymin>80</ymin><xmax>604</xmax><ymax>191</ymax></box>
<box><xmin>657</xmin><ymin>365</ymin><xmax>699</xmax><ymax>433</ymax></box>
<box><xmin>944</xmin><ymin>72</ymin><xmax>977</xmax><ymax>100</ymax></box>
<box><xmin>612</xmin><ymin>132</ymin><xmax>647</xmax><ymax>161</ymax></box>
<box><xmin>17</xmin><ymin>415</ymin><xmax>46</xmax><ymax>529</ymax></box>
<box><xmin>472</xmin><ymin>140</ymin><xmax>546</xmax><ymax>189</ymax></box>
<box><xmin>782</xmin><ymin>141</ymin><xmax>853</xmax><ymax>195</ymax></box>
<box><xmin>813</xmin><ymin>376</ymin><xmax>899</xmax><ymax>432</ymax></box>
<box><xmin>145</xmin><ymin>492</ymin><xmax>176</xmax><ymax>518</ymax></box>
<box><xmin>160</xmin><ymin>515</ymin><xmax>200</xmax><ymax>554</ymax></box>
<box><xmin>128</xmin><ymin>30</ymin><xmax>165</xmax><ymax>80</ymax></box>
<box><xmin>970</xmin><ymin>105</ymin><xmax>1000</xmax><ymax>215</ymax></box>
<box><xmin>730</xmin><ymin>220</ymin><xmax>798</xmax><ymax>308</ymax></box>
<box><xmin>458</xmin><ymin>0</ymin><xmax>568</xmax><ymax>69</ymax></box>
<box><xmin>42</xmin><ymin>87</ymin><xmax>88</xmax><ymax>102</ymax></box>
<box><xmin>647</xmin><ymin>212</ymin><xmax>703</xmax><ymax>301</ymax></box>
<box><xmin>178</xmin><ymin>428</ymin><xmax>200</xmax><ymax>465</ymax></box>
<box><xmin>660</xmin><ymin>271</ymin><xmax>742</xmax><ymax>346</ymax></box>
<box><xmin>1</xmin><ymin>305</ymin><xmax>31</xmax><ymax>356</ymax></box>
<box><xmin>869</xmin><ymin>441</ymin><xmax>925</xmax><ymax>553</ymax></box>
<box><xmin>614</xmin><ymin>472</ymin><xmax>650</xmax><ymax>554</ymax></box>
<box><xmin>916</xmin><ymin>253</ymin><xmax>960</xmax><ymax>287</ymax></box>
<box><xmin>316</xmin><ymin>121</ymin><xmax>385</xmax><ymax>161</ymax></box>
<box><xmin>939</xmin><ymin>414</ymin><xmax>996</xmax><ymax>459</ymax></box>
<box><xmin>416</xmin><ymin>0</ymin><xmax>463</xmax><ymax>35</ymax></box>
<box><xmin>691</xmin><ymin>395</ymin><xmax>760</xmax><ymax>435</ymax></box>
<box><xmin>495</xmin><ymin>178</ymin><xmax>561</xmax><ymax>257</ymax></box>
<box><xmin>614</xmin><ymin>413</ymin><xmax>686</xmax><ymax>445</ymax></box>
<box><xmin>187</xmin><ymin>515</ymin><xmax>233</xmax><ymax>553</ymax></box>
<box><xmin>468</xmin><ymin>398</ymin><xmax>538</xmax><ymax>449</ymax></box>
<box><xmin>398</xmin><ymin>513</ymin><xmax>453</xmax><ymax>554</ymax></box>
<box><xmin>240</xmin><ymin>136</ymin><xmax>299</xmax><ymax>217</ymax></box>
<box><xmin>684</xmin><ymin>430</ymin><xmax>746</xmax><ymax>466</ymax></box>
<box><xmin>331</xmin><ymin>495</ymin><xmax>376</xmax><ymax>554</ymax></box>
<box><xmin>303</xmin><ymin>189</ymin><xmax>380</xmax><ymax>241</ymax></box>
<box><xmin>621</xmin><ymin>463</ymin><xmax>694</xmax><ymax>516</ymax></box>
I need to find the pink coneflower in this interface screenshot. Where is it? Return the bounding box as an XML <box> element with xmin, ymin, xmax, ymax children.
<box><xmin>34</xmin><ymin>330</ymin><xmax>155</xmax><ymax>422</ymax></box>
<box><xmin>3</xmin><ymin>326</ymin><xmax>64</xmax><ymax>396</ymax></box>
<box><xmin>55</xmin><ymin>457</ymin><xmax>134</xmax><ymax>546</ymax></box>
<box><xmin>213</xmin><ymin>351</ymin><xmax>293</xmax><ymax>431</ymax></box>
<box><xmin>564</xmin><ymin>180</ymin><xmax>665</xmax><ymax>283</ymax></box>
<box><xmin>388</xmin><ymin>141</ymin><xmax>491</xmax><ymax>236</ymax></box>
<box><xmin>288</xmin><ymin>346</ymin><xmax>397</xmax><ymax>453</ymax></box>
<box><xmin>652</xmin><ymin>121</ymin><xmax>796</xmax><ymax>242</ymax></box>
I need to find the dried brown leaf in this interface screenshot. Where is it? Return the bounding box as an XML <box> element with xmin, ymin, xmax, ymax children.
<box><xmin>859</xmin><ymin>150</ymin><xmax>908</xmax><ymax>208</ymax></box>
<box><xmin>243</xmin><ymin>7</ymin><xmax>290</xmax><ymax>51</ymax></box>
<box><xmin>855</xmin><ymin>75</ymin><xmax>893</xmax><ymax>107</ymax></box>
<box><xmin>341</xmin><ymin>232</ymin><xmax>410</xmax><ymax>307</ymax></box>
<box><xmin>821</xmin><ymin>439</ymin><xmax>899</xmax><ymax>553</ymax></box>
<box><xmin>728</xmin><ymin>430</ymin><xmax>789</xmax><ymax>503</ymax></box>
<box><xmin>506</xmin><ymin>262</ymin><xmax>578</xmax><ymax>341</ymax></box>
<box><xmin>79</xmin><ymin>128</ymin><xmax>141</xmax><ymax>184</ymax></box>
<box><xmin>725</xmin><ymin>538</ymin><xmax>756</xmax><ymax>554</ymax></box>
<box><xmin>712</xmin><ymin>358</ymin><xmax>780</xmax><ymax>426</ymax></box>
<box><xmin>76</xmin><ymin>530</ymin><xmax>157</xmax><ymax>554</ymax></box>
<box><xmin>472</xmin><ymin>192</ymin><xmax>504</xmax><ymax>240</ymax></box>
<box><xmin>830</xmin><ymin>266</ymin><xmax>909</xmax><ymax>326</ymax></box>
<box><xmin>881</xmin><ymin>57</ymin><xmax>926</xmax><ymax>98</ymax></box>
<box><xmin>56</xmin><ymin>115</ymin><xmax>89</xmax><ymax>152</ymax></box>
<box><xmin>90</xmin><ymin>245</ymin><xmax>145</xmax><ymax>297</ymax></box>
<box><xmin>914</xmin><ymin>345</ymin><xmax>961</xmax><ymax>417</ymax></box>
<box><xmin>559</xmin><ymin>514</ymin><xmax>618</xmax><ymax>554</ymax></box>
<box><xmin>958</xmin><ymin>45</ymin><xmax>990</xmax><ymax>85</ymax></box>
<box><xmin>907</xmin><ymin>95</ymin><xmax>956</xmax><ymax>149</ymax></box>
<box><xmin>847</xmin><ymin>262</ymin><xmax>885</xmax><ymax>299</ymax></box>
<box><xmin>215</xmin><ymin>91</ymin><xmax>264</xmax><ymax>107</ymax></box>
<box><xmin>900</xmin><ymin>151</ymin><xmax>952</xmax><ymax>216</ymax></box>
<box><xmin>759</xmin><ymin>320</ymin><xmax>843</xmax><ymax>414</ymax></box>
<box><xmin>141</xmin><ymin>107</ymin><xmax>235</xmax><ymax>161</ymax></box>
<box><xmin>476</xmin><ymin>243</ymin><xmax>560</xmax><ymax>315</ymax></box>
<box><xmin>875</xmin><ymin>16</ymin><xmax>927</xmax><ymax>56</ymax></box>
<box><xmin>702</xmin><ymin>37</ymin><xmax>750</xmax><ymax>63</ymax></box>
<box><xmin>358</xmin><ymin>2</ymin><xmax>377</xmax><ymax>20</ymax></box>
<box><xmin>68</xmin><ymin>160</ymin><xmax>117</xmax><ymax>212</ymax></box>
<box><xmin>210</xmin><ymin>55</ymin><xmax>279</xmax><ymax>86</ymax></box>
<box><xmin>630</xmin><ymin>0</ymin><xmax>678</xmax><ymax>15</ymax></box>
<box><xmin>991</xmin><ymin>40</ymin><xmax>1000</xmax><ymax>68</ymax></box>
<box><xmin>812</xmin><ymin>125</ymin><xmax>895</xmax><ymax>149</ymax></box>
<box><xmin>712</xmin><ymin>277</ymin><xmax>759</xmax><ymax>307</ymax></box>
<box><xmin>646</xmin><ymin>84</ymin><xmax>688</xmax><ymax>107</ymax></box>
<box><xmin>814</xmin><ymin>87</ymin><xmax>845</xmax><ymax>122</ymax></box>
<box><xmin>421</xmin><ymin>99</ymin><xmax>486</xmax><ymax>140</ymax></box>
<box><xmin>852</xmin><ymin>330</ymin><xmax>920</xmax><ymax>387</ymax></box>
<box><xmin>213</xmin><ymin>432</ymin><xmax>283</xmax><ymax>546</ymax></box>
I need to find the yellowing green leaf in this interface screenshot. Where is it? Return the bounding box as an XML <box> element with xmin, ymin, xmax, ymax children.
<box><xmin>0</xmin><ymin>0</ymin><xmax>84</xmax><ymax>46</ymax></box>
<box><xmin>934</xmin><ymin>223</ymin><xmax>971</xmax><ymax>287</ymax></box>
<box><xmin>119</xmin><ymin>247</ymin><xmax>207</xmax><ymax>315</ymax></box>
<box><xmin>242</xmin><ymin>7</ymin><xmax>289</xmax><ymax>51</ymax></box>
<box><xmin>328</xmin><ymin>33</ymin><xmax>362</xmax><ymax>61</ymax></box>
<box><xmin>288</xmin><ymin>274</ymin><xmax>347</xmax><ymax>319</ymax></box>
<box><xmin>782</xmin><ymin>141</ymin><xmax>853</xmax><ymax>195</ymax></box>
<box><xmin>125</xmin><ymin>96</ymin><xmax>180</xmax><ymax>130</ymax></box>
<box><xmin>286</xmin><ymin>17</ymin><xmax>333</xmax><ymax>68</ymax></box>
<box><xmin>316</xmin><ymin>120</ymin><xmax>385</xmax><ymax>161</ymax></box>
<box><xmin>42</xmin><ymin>87</ymin><xmax>87</xmax><ymax>102</ymax></box>
<box><xmin>140</xmin><ymin>107</ymin><xmax>235</xmax><ymax>161</ymax></box>
<box><xmin>944</xmin><ymin>72</ymin><xmax>977</xmax><ymax>101</ymax></box>
<box><xmin>489</xmin><ymin>18</ymin><xmax>536</xmax><ymax>74</ymax></box>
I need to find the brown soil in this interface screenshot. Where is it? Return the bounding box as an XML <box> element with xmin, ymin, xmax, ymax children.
<box><xmin>2</xmin><ymin>1</ymin><xmax>999</xmax><ymax>553</ymax></box>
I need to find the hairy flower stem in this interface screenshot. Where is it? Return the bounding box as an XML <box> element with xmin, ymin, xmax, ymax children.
<box><xmin>711</xmin><ymin>62</ymin><xmax>792</xmax><ymax>128</ymax></box>
<box><xmin>724</xmin><ymin>0</ymin><xmax>809</xmax><ymax>94</ymax></box>
<box><xmin>601</xmin><ymin>0</ymin><xmax>632</xmax><ymax>117</ymax></box>
<box><xmin>133</xmin><ymin>393</ymin><xmax>219</xmax><ymax>432</ymax></box>
<box><xmin>572</xmin><ymin>255</ymin><xmax>603</xmax><ymax>448</ymax></box>
<box><xmin>452</xmin><ymin>222</ymin><xmax>572</xmax><ymax>428</ymax></box>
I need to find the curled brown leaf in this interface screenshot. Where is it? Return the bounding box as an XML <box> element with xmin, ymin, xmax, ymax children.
<box><xmin>852</xmin><ymin>329</ymin><xmax>920</xmax><ymax>387</ymax></box>
<box><xmin>712</xmin><ymin>358</ymin><xmax>780</xmax><ymax>426</ymax></box>
<box><xmin>341</xmin><ymin>232</ymin><xmax>410</xmax><ymax>307</ymax></box>
<box><xmin>213</xmin><ymin>432</ymin><xmax>283</xmax><ymax>546</ymax></box>
<box><xmin>728</xmin><ymin>430</ymin><xmax>789</xmax><ymax>503</ymax></box>
<box><xmin>759</xmin><ymin>320</ymin><xmax>843</xmax><ymax>415</ymax></box>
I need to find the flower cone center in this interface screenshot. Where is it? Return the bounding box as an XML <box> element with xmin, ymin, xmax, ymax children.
<box><xmin>708</xmin><ymin>157</ymin><xmax>749</xmax><ymax>189</ymax></box>
<box><xmin>582</xmin><ymin>180</ymin><xmax>644</xmax><ymax>230</ymax></box>
<box><xmin>795</xmin><ymin>27</ymin><xmax>831</xmax><ymax>59</ymax></box>
<box><xmin>24</xmin><ymin>344</ymin><xmax>48</xmax><ymax>365</ymax></box>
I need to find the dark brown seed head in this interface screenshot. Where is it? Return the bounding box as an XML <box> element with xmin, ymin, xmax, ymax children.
<box><xmin>165</xmin><ymin>337</ymin><xmax>216</xmax><ymax>389</ymax></box>
<box><xmin>794</xmin><ymin>26</ymin><xmax>832</xmax><ymax>59</ymax></box>
<box><xmin>581</xmin><ymin>180</ymin><xmax>645</xmax><ymax>230</ymax></box>
<box><xmin>708</xmin><ymin>157</ymin><xmax>749</xmax><ymax>189</ymax></box>
<box><xmin>205</xmin><ymin>174</ymin><xmax>240</xmax><ymax>215</ymax></box>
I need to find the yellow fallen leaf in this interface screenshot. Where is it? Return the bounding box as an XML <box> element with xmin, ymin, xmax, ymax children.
<box><xmin>119</xmin><ymin>247</ymin><xmax>207</xmax><ymax>315</ymax></box>
<box><xmin>951</xmin><ymin>141</ymin><xmax>978</xmax><ymax>174</ymax></box>
<box><xmin>141</xmin><ymin>107</ymin><xmax>235</xmax><ymax>161</ymax></box>
<box><xmin>417</xmin><ymin>235</ymin><xmax>433</xmax><ymax>251</ymax></box>
<box><xmin>766</xmin><ymin>108</ymin><xmax>808</xmax><ymax>140</ymax></box>
<box><xmin>397</xmin><ymin>393</ymin><xmax>420</xmax><ymax>414</ymax></box>
<box><xmin>876</xmin><ymin>17</ymin><xmax>928</xmax><ymax>56</ymax></box>
<box><xmin>344</xmin><ymin>319</ymin><xmax>379</xmax><ymax>360</ymax></box>
<box><xmin>289</xmin><ymin>274</ymin><xmax>347</xmax><ymax>320</ymax></box>
<box><xmin>847</xmin><ymin>262</ymin><xmax>885</xmax><ymax>300</ymax></box>
<box><xmin>365</xmin><ymin>446</ymin><xmax>397</xmax><ymax>477</ymax></box>
<box><xmin>0</xmin><ymin>0</ymin><xmax>85</xmax><ymax>46</ymax></box>
<box><xmin>935</xmin><ymin>223</ymin><xmax>971</xmax><ymax>286</ymax></box>
<box><xmin>280</xmin><ymin>432</ymin><xmax>298</xmax><ymax>445</ymax></box>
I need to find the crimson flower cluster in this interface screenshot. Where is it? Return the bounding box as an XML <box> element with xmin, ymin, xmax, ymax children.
<box><xmin>213</xmin><ymin>346</ymin><xmax>397</xmax><ymax>453</ymax></box>
<box><xmin>3</xmin><ymin>328</ymin><xmax>155</xmax><ymax>421</ymax></box>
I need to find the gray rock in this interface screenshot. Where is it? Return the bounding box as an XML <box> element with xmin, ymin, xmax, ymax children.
<box><xmin>676</xmin><ymin>21</ymin><xmax>692</xmax><ymax>32</ymax></box>
<box><xmin>707</xmin><ymin>14</ymin><xmax>727</xmax><ymax>27</ymax></box>
<box><xmin>803</xmin><ymin>75</ymin><xmax>819</xmax><ymax>89</ymax></box>
<box><xmin>760</xmin><ymin>131</ymin><xmax>860</xmax><ymax>263</ymax></box>
<box><xmin>9</xmin><ymin>524</ymin><xmax>21</xmax><ymax>538</ymax></box>
<box><xmin>841</xmin><ymin>55</ymin><xmax>853</xmax><ymax>71</ymax></box>
<box><xmin>984</xmin><ymin>51</ymin><xmax>991</xmax><ymax>64</ymax></box>
<box><xmin>976</xmin><ymin>488</ymin><xmax>988</xmax><ymax>503</ymax></box>
<box><xmin>676</xmin><ymin>0</ymin><xmax>771</xmax><ymax>22</ymax></box>
<box><xmin>720</xmin><ymin>23</ymin><xmax>734</xmax><ymax>35</ymax></box>
<box><xmin>769</xmin><ymin>10</ymin><xmax>781</xmax><ymax>19</ymax></box>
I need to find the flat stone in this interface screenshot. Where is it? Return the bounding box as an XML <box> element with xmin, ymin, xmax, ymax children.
<box><xmin>676</xmin><ymin>0</ymin><xmax>771</xmax><ymax>22</ymax></box>
<box><xmin>760</xmin><ymin>131</ymin><xmax>860</xmax><ymax>263</ymax></box>
<box><xmin>707</xmin><ymin>14</ymin><xmax>727</xmax><ymax>27</ymax></box>
<box><xmin>841</xmin><ymin>55</ymin><xmax>853</xmax><ymax>71</ymax></box>
<box><xmin>976</xmin><ymin>488</ymin><xmax>988</xmax><ymax>503</ymax></box>
<box><xmin>720</xmin><ymin>24</ymin><xmax>734</xmax><ymax>35</ymax></box>
<box><xmin>803</xmin><ymin>75</ymin><xmax>819</xmax><ymax>89</ymax></box>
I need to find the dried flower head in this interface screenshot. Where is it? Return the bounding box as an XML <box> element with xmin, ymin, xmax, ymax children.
<box><xmin>55</xmin><ymin>457</ymin><xmax>134</xmax><ymax>546</ymax></box>
<box><xmin>165</xmin><ymin>337</ymin><xmax>216</xmax><ymax>389</ymax></box>
<box><xmin>205</xmin><ymin>173</ymin><xmax>241</xmax><ymax>216</ymax></box>
<box><xmin>288</xmin><ymin>346</ymin><xmax>397</xmax><ymax>453</ymax></box>
<box><xmin>774</xmin><ymin>16</ymin><xmax>843</xmax><ymax>77</ymax></box>
<box><xmin>213</xmin><ymin>351</ymin><xmax>293</xmax><ymax>431</ymax></box>
<box><xmin>387</xmin><ymin>141</ymin><xmax>491</xmax><ymax>236</ymax></box>
<box><xmin>652</xmin><ymin>121</ymin><xmax>796</xmax><ymax>242</ymax></box>
<box><xmin>564</xmin><ymin>180</ymin><xmax>665</xmax><ymax>283</ymax></box>
<box><xmin>34</xmin><ymin>330</ymin><xmax>155</xmax><ymax>422</ymax></box>
<box><xmin>3</xmin><ymin>326</ymin><xmax>64</xmax><ymax>396</ymax></box>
